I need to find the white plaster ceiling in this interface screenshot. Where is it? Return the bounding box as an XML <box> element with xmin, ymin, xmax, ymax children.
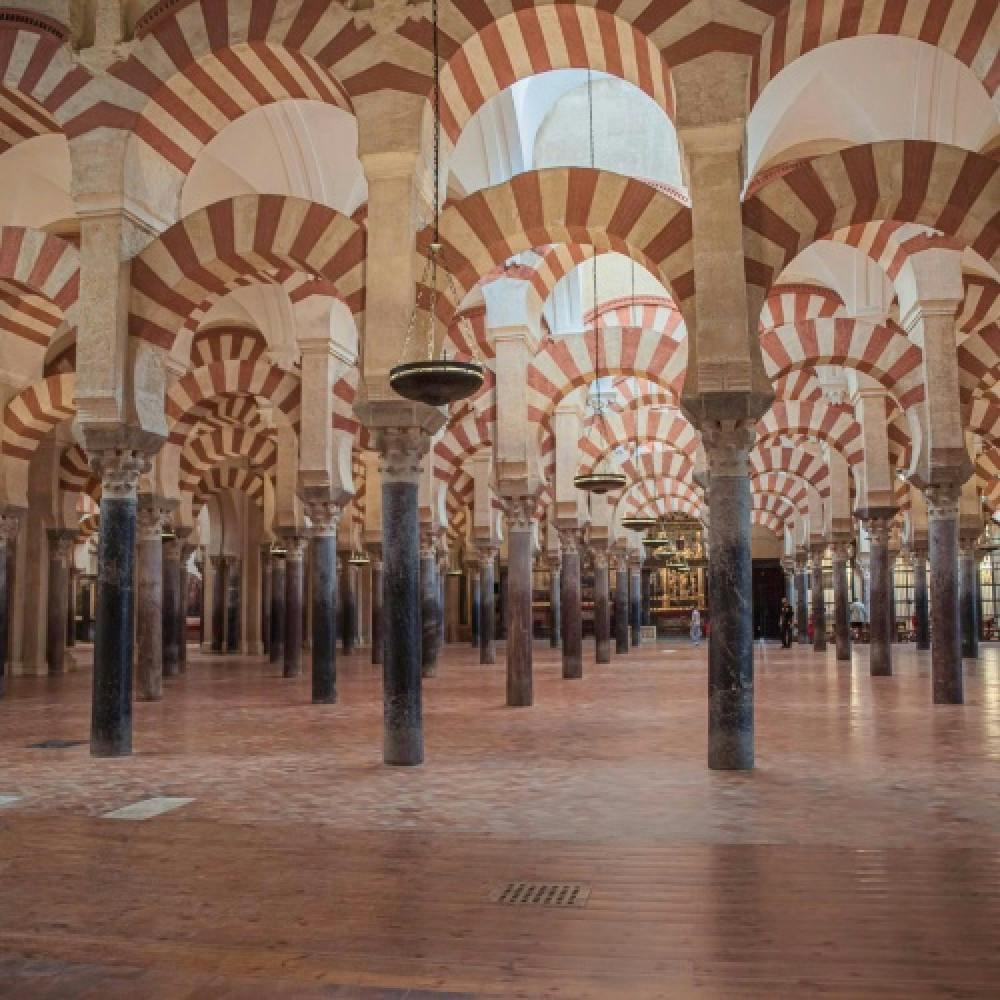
<box><xmin>0</xmin><ymin>134</ymin><xmax>74</xmax><ymax>231</ymax></box>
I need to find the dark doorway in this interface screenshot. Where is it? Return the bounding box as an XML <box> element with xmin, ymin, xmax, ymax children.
<box><xmin>752</xmin><ymin>560</ymin><xmax>785</xmax><ymax>640</ymax></box>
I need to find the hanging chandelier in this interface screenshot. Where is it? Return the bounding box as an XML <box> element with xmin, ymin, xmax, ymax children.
<box><xmin>574</xmin><ymin>69</ymin><xmax>626</xmax><ymax>496</ymax></box>
<box><xmin>348</xmin><ymin>550</ymin><xmax>371</xmax><ymax>567</ymax></box>
<box><xmin>621</xmin><ymin>515</ymin><xmax>656</xmax><ymax>532</ymax></box>
<box><xmin>388</xmin><ymin>0</ymin><xmax>484</xmax><ymax>408</ymax></box>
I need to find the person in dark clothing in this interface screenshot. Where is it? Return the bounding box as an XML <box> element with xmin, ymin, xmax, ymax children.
<box><xmin>780</xmin><ymin>598</ymin><xmax>795</xmax><ymax>648</ymax></box>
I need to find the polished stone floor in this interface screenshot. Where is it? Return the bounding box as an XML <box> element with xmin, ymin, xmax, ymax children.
<box><xmin>0</xmin><ymin>639</ymin><xmax>997</xmax><ymax>998</ymax></box>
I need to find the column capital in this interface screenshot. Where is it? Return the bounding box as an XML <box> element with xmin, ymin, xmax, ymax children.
<box><xmin>923</xmin><ymin>484</ymin><xmax>961</xmax><ymax>521</ymax></box>
<box><xmin>136</xmin><ymin>503</ymin><xmax>164</xmax><ymax>542</ymax></box>
<box><xmin>376</xmin><ymin>425</ymin><xmax>429</xmax><ymax>486</ymax></box>
<box><xmin>592</xmin><ymin>548</ymin><xmax>609</xmax><ymax>570</ymax></box>
<box><xmin>0</xmin><ymin>511</ymin><xmax>20</xmax><ymax>543</ymax></box>
<box><xmin>47</xmin><ymin>529</ymin><xmax>77</xmax><ymax>560</ymax></box>
<box><xmin>557</xmin><ymin>527</ymin><xmax>580</xmax><ymax>554</ymax></box>
<box><xmin>306</xmin><ymin>501</ymin><xmax>342</xmax><ymax>536</ymax></box>
<box><xmin>809</xmin><ymin>542</ymin><xmax>828</xmax><ymax>561</ymax></box>
<box><xmin>162</xmin><ymin>534</ymin><xmax>181</xmax><ymax>560</ymax></box>
<box><xmin>90</xmin><ymin>449</ymin><xmax>150</xmax><ymax>501</ymax></box>
<box><xmin>701</xmin><ymin>419</ymin><xmax>755</xmax><ymax>477</ymax></box>
<box><xmin>284</xmin><ymin>536</ymin><xmax>306</xmax><ymax>563</ymax></box>
<box><xmin>503</xmin><ymin>495</ymin><xmax>535</xmax><ymax>533</ymax></box>
<box><xmin>831</xmin><ymin>539</ymin><xmax>852</xmax><ymax>560</ymax></box>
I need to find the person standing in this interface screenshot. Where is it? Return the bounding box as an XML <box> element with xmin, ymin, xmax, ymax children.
<box><xmin>690</xmin><ymin>608</ymin><xmax>702</xmax><ymax>644</ymax></box>
<box><xmin>780</xmin><ymin>598</ymin><xmax>795</xmax><ymax>648</ymax></box>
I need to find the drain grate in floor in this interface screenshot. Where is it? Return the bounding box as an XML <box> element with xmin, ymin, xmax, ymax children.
<box><xmin>489</xmin><ymin>882</ymin><xmax>591</xmax><ymax>908</ymax></box>
<box><xmin>27</xmin><ymin>739</ymin><xmax>87</xmax><ymax>750</ymax></box>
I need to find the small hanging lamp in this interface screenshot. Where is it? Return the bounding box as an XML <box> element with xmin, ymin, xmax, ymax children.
<box><xmin>388</xmin><ymin>0</ymin><xmax>484</xmax><ymax>407</ymax></box>
<box><xmin>574</xmin><ymin>71</ymin><xmax>626</xmax><ymax>496</ymax></box>
<box><xmin>621</xmin><ymin>515</ymin><xmax>656</xmax><ymax>532</ymax></box>
<box><xmin>348</xmin><ymin>550</ymin><xmax>371</xmax><ymax>567</ymax></box>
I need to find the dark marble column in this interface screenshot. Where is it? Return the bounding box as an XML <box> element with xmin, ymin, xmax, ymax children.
<box><xmin>91</xmin><ymin>452</ymin><xmax>145</xmax><ymax>757</ymax></box>
<box><xmin>795</xmin><ymin>552</ymin><xmax>809</xmax><ymax>645</ymax></box>
<box><xmin>959</xmin><ymin>538</ymin><xmax>980</xmax><ymax>661</ymax></box>
<box><xmin>46</xmin><ymin>530</ymin><xmax>73</xmax><ymax>676</ymax></box>
<box><xmin>210</xmin><ymin>555</ymin><xmax>225</xmax><ymax>653</ymax></box>
<box><xmin>913</xmin><ymin>546</ymin><xmax>930</xmax><ymax>650</ymax></box>
<box><xmin>629</xmin><ymin>558</ymin><xmax>641</xmax><ymax>647</ymax></box>
<box><xmin>135</xmin><ymin>504</ymin><xmax>164</xmax><ymax>702</ymax></box>
<box><xmin>548</xmin><ymin>556</ymin><xmax>561</xmax><ymax>648</ymax></box>
<box><xmin>67</xmin><ymin>566</ymin><xmax>78</xmax><ymax>648</ymax></box>
<box><xmin>419</xmin><ymin>535</ymin><xmax>440</xmax><ymax>678</ymax></box>
<box><xmin>831</xmin><ymin>541</ymin><xmax>851</xmax><ymax>662</ymax></box>
<box><xmin>559</xmin><ymin>529</ymin><xmax>582</xmax><ymax>679</ymax></box>
<box><xmin>224</xmin><ymin>556</ymin><xmax>241</xmax><ymax>653</ymax></box>
<box><xmin>0</xmin><ymin>515</ymin><xmax>16</xmax><ymax>699</ymax></box>
<box><xmin>179</xmin><ymin>541</ymin><xmax>194</xmax><ymax>672</ymax></box>
<box><xmin>379</xmin><ymin>429</ymin><xmax>425</xmax><ymax>766</ymax></box>
<box><xmin>309</xmin><ymin>505</ymin><xmax>340</xmax><ymax>704</ymax></box>
<box><xmin>269</xmin><ymin>552</ymin><xmax>286</xmax><ymax>664</ymax></box>
<box><xmin>504</xmin><ymin>499</ymin><xmax>534</xmax><ymax>707</ymax></box>
<box><xmin>594</xmin><ymin>548</ymin><xmax>611</xmax><ymax>663</ymax></box>
<box><xmin>862</xmin><ymin>511</ymin><xmax>895</xmax><ymax>677</ymax></box>
<box><xmin>260</xmin><ymin>545</ymin><xmax>271</xmax><ymax>656</ymax></box>
<box><xmin>283</xmin><ymin>539</ymin><xmax>304</xmax><ymax>677</ymax></box>
<box><xmin>810</xmin><ymin>544</ymin><xmax>827</xmax><ymax>653</ymax></box>
<box><xmin>479</xmin><ymin>547</ymin><xmax>496</xmax><ymax>665</ymax></box>
<box><xmin>438</xmin><ymin>556</ymin><xmax>447</xmax><ymax>649</ymax></box>
<box><xmin>641</xmin><ymin>566</ymin><xmax>652</xmax><ymax>627</ymax></box>
<box><xmin>161</xmin><ymin>534</ymin><xmax>181</xmax><ymax>677</ymax></box>
<box><xmin>926</xmin><ymin>486</ymin><xmax>962</xmax><ymax>703</ymax></box>
<box><xmin>468</xmin><ymin>561</ymin><xmax>481</xmax><ymax>649</ymax></box>
<box><xmin>368</xmin><ymin>547</ymin><xmax>384</xmax><ymax>665</ymax></box>
<box><xmin>704</xmin><ymin>425</ymin><xmax>754</xmax><ymax>771</ymax></box>
<box><xmin>614</xmin><ymin>555</ymin><xmax>629</xmax><ymax>654</ymax></box>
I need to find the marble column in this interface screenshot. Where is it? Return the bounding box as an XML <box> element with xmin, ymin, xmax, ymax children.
<box><xmin>831</xmin><ymin>541</ymin><xmax>851</xmax><ymax>662</ymax></box>
<box><xmin>260</xmin><ymin>545</ymin><xmax>272</xmax><ymax>656</ymax></box>
<box><xmin>795</xmin><ymin>552</ymin><xmax>809</xmax><ymax>645</ymax></box>
<box><xmin>67</xmin><ymin>566</ymin><xmax>78</xmax><ymax>648</ymax></box>
<box><xmin>45</xmin><ymin>530</ymin><xmax>73</xmax><ymax>676</ymax></box>
<box><xmin>594</xmin><ymin>548</ymin><xmax>611</xmax><ymax>664</ymax></box>
<box><xmin>614</xmin><ymin>555</ymin><xmax>629</xmax><ymax>655</ymax></box>
<box><xmin>269</xmin><ymin>552</ymin><xmax>286</xmax><ymax>664</ymax></box>
<box><xmin>179</xmin><ymin>542</ymin><xmax>194</xmax><ymax>671</ymax></box>
<box><xmin>309</xmin><ymin>505</ymin><xmax>340</xmax><ymax>704</ymax></box>
<box><xmin>479</xmin><ymin>548</ymin><xmax>496</xmax><ymax>665</ymax></box>
<box><xmin>704</xmin><ymin>425</ymin><xmax>754</xmax><ymax>771</ymax></box>
<box><xmin>161</xmin><ymin>534</ymin><xmax>182</xmax><ymax>677</ymax></box>
<box><xmin>548</xmin><ymin>555</ymin><xmax>561</xmax><ymax>648</ymax></box>
<box><xmin>368</xmin><ymin>548</ymin><xmax>384</xmax><ymax>665</ymax></box>
<box><xmin>559</xmin><ymin>529</ymin><xmax>582</xmax><ymax>679</ymax></box>
<box><xmin>0</xmin><ymin>515</ymin><xmax>16</xmax><ymax>699</ymax></box>
<box><xmin>338</xmin><ymin>557</ymin><xmax>355</xmax><ymax>655</ymax></box>
<box><xmin>224</xmin><ymin>557</ymin><xmax>241</xmax><ymax>653</ymax></box>
<box><xmin>283</xmin><ymin>539</ymin><xmax>304</xmax><ymax>678</ymax></box>
<box><xmin>438</xmin><ymin>555</ymin><xmax>447</xmax><ymax>649</ymax></box>
<box><xmin>380</xmin><ymin>428</ymin><xmax>425</xmax><ymax>766</ymax></box>
<box><xmin>629</xmin><ymin>557</ymin><xmax>641</xmax><ymax>647</ymax></box>
<box><xmin>810</xmin><ymin>545</ymin><xmax>827</xmax><ymax>653</ymax></box>
<box><xmin>91</xmin><ymin>453</ymin><xmax>145</xmax><ymax>757</ymax></box>
<box><xmin>504</xmin><ymin>499</ymin><xmax>534</xmax><ymax>707</ymax></box>
<box><xmin>641</xmin><ymin>566</ymin><xmax>652</xmax><ymax>627</ymax></box>
<box><xmin>419</xmin><ymin>535</ymin><xmax>440</xmax><ymax>678</ymax></box>
<box><xmin>926</xmin><ymin>486</ymin><xmax>962</xmax><ymax>703</ymax></box>
<box><xmin>210</xmin><ymin>555</ymin><xmax>225</xmax><ymax>653</ymax></box>
<box><xmin>468</xmin><ymin>561</ymin><xmax>481</xmax><ymax>649</ymax></box>
<box><xmin>864</xmin><ymin>513</ymin><xmax>895</xmax><ymax>677</ymax></box>
<box><xmin>135</xmin><ymin>505</ymin><xmax>164</xmax><ymax>702</ymax></box>
<box><xmin>959</xmin><ymin>538</ymin><xmax>980</xmax><ymax>661</ymax></box>
<box><xmin>913</xmin><ymin>546</ymin><xmax>930</xmax><ymax>650</ymax></box>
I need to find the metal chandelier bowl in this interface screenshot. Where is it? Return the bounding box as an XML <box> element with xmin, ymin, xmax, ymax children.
<box><xmin>573</xmin><ymin>470</ymin><xmax>627</xmax><ymax>495</ymax></box>
<box><xmin>388</xmin><ymin>359</ymin><xmax>485</xmax><ymax>407</ymax></box>
<box><xmin>621</xmin><ymin>516</ymin><xmax>657</xmax><ymax>532</ymax></box>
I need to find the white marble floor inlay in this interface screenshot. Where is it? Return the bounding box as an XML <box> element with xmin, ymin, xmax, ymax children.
<box><xmin>102</xmin><ymin>797</ymin><xmax>194</xmax><ymax>821</ymax></box>
<box><xmin>0</xmin><ymin>795</ymin><xmax>21</xmax><ymax>808</ymax></box>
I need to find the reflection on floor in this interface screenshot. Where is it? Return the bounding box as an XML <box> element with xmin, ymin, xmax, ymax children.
<box><xmin>0</xmin><ymin>640</ymin><xmax>997</xmax><ymax>998</ymax></box>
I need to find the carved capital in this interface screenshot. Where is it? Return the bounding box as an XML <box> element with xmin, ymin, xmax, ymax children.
<box><xmin>136</xmin><ymin>504</ymin><xmax>164</xmax><ymax>542</ymax></box>
<box><xmin>504</xmin><ymin>495</ymin><xmax>535</xmax><ymax>533</ymax></box>
<box><xmin>702</xmin><ymin>419</ymin><xmax>755</xmax><ymax>478</ymax></box>
<box><xmin>924</xmin><ymin>483</ymin><xmax>961</xmax><ymax>521</ymax></box>
<box><xmin>285</xmin><ymin>536</ymin><xmax>306</xmax><ymax>563</ymax></box>
<box><xmin>377</xmin><ymin>426</ymin><xmax>426</xmax><ymax>485</ymax></box>
<box><xmin>831</xmin><ymin>540</ymin><xmax>851</xmax><ymax>561</ymax></box>
<box><xmin>306</xmin><ymin>502</ymin><xmax>342</xmax><ymax>536</ymax></box>
<box><xmin>90</xmin><ymin>449</ymin><xmax>149</xmax><ymax>501</ymax></box>
<box><xmin>162</xmin><ymin>536</ymin><xmax>181</xmax><ymax>561</ymax></box>
<box><xmin>592</xmin><ymin>548</ymin><xmax>609</xmax><ymax>570</ymax></box>
<box><xmin>47</xmin><ymin>530</ymin><xmax>76</xmax><ymax>561</ymax></box>
<box><xmin>557</xmin><ymin>528</ymin><xmax>579</xmax><ymax>554</ymax></box>
<box><xmin>0</xmin><ymin>512</ymin><xmax>20</xmax><ymax>544</ymax></box>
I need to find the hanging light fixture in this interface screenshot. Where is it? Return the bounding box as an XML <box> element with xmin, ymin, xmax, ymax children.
<box><xmin>622</xmin><ymin>515</ymin><xmax>656</xmax><ymax>532</ymax></box>
<box><xmin>348</xmin><ymin>550</ymin><xmax>371</xmax><ymax>567</ymax></box>
<box><xmin>388</xmin><ymin>0</ymin><xmax>484</xmax><ymax>407</ymax></box>
<box><xmin>574</xmin><ymin>68</ymin><xmax>626</xmax><ymax>496</ymax></box>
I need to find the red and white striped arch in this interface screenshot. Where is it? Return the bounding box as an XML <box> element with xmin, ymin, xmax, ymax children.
<box><xmin>179</xmin><ymin>426</ymin><xmax>277</xmax><ymax>494</ymax></box>
<box><xmin>0</xmin><ymin>22</ymin><xmax>90</xmax><ymax>153</ymax></box>
<box><xmin>67</xmin><ymin>0</ymin><xmax>365</xmax><ymax>174</ymax></box>
<box><xmin>437</xmin><ymin>168</ymin><xmax>694</xmax><ymax>313</ymax></box>
<box><xmin>752</xmin><ymin>471</ymin><xmax>809</xmax><ymax>517</ymax></box>
<box><xmin>179</xmin><ymin>395</ymin><xmax>270</xmax><ymax>440</ymax></box>
<box><xmin>189</xmin><ymin>325</ymin><xmax>269</xmax><ymax>368</ymax></box>
<box><xmin>193</xmin><ymin>466</ymin><xmax>267</xmax><ymax>512</ymax></box>
<box><xmin>960</xmin><ymin>274</ymin><xmax>1000</xmax><ymax>336</ymax></box>
<box><xmin>751</xmin><ymin>443</ymin><xmax>831</xmax><ymax>498</ymax></box>
<box><xmin>590</xmin><ymin>296</ymin><xmax>681</xmax><ymax>335</ymax></box>
<box><xmin>621</xmin><ymin>478</ymin><xmax>704</xmax><ymax>519</ymax></box>
<box><xmin>165</xmin><ymin>361</ymin><xmax>301</xmax><ymax>443</ymax></box>
<box><xmin>437</xmin><ymin>5</ymin><xmax>674</xmax><ymax>146</ymax></box>
<box><xmin>760</xmin><ymin>282</ymin><xmax>844</xmax><ymax>330</ymax></box>
<box><xmin>129</xmin><ymin>195</ymin><xmax>365</xmax><ymax>352</ymax></box>
<box><xmin>756</xmin><ymin>400</ymin><xmax>865</xmax><ymax>466</ymax></box>
<box><xmin>752</xmin><ymin>491</ymin><xmax>799</xmax><ymax>527</ymax></box>
<box><xmin>58</xmin><ymin>443</ymin><xmax>98</xmax><ymax>501</ymax></box>
<box><xmin>759</xmin><ymin>318</ymin><xmax>926</xmax><ymax>408</ymax></box>
<box><xmin>958</xmin><ymin>322</ymin><xmax>1000</xmax><ymax>403</ymax></box>
<box><xmin>1</xmin><ymin>372</ymin><xmax>74</xmax><ymax>460</ymax></box>
<box><xmin>743</xmin><ymin>142</ymin><xmax>1000</xmax><ymax>317</ymax></box>
<box><xmin>0</xmin><ymin>226</ymin><xmax>79</xmax><ymax>349</ymax></box>
<box><xmin>773</xmin><ymin>369</ymin><xmax>824</xmax><ymax>403</ymax></box>
<box><xmin>610</xmin><ymin>448</ymin><xmax>695</xmax><ymax>486</ymax></box>
<box><xmin>751</xmin><ymin>0</ymin><xmax>1000</xmax><ymax>106</ymax></box>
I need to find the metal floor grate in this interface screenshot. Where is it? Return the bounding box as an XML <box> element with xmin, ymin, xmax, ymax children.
<box><xmin>27</xmin><ymin>739</ymin><xmax>87</xmax><ymax>749</ymax></box>
<box><xmin>490</xmin><ymin>882</ymin><xmax>591</xmax><ymax>908</ymax></box>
